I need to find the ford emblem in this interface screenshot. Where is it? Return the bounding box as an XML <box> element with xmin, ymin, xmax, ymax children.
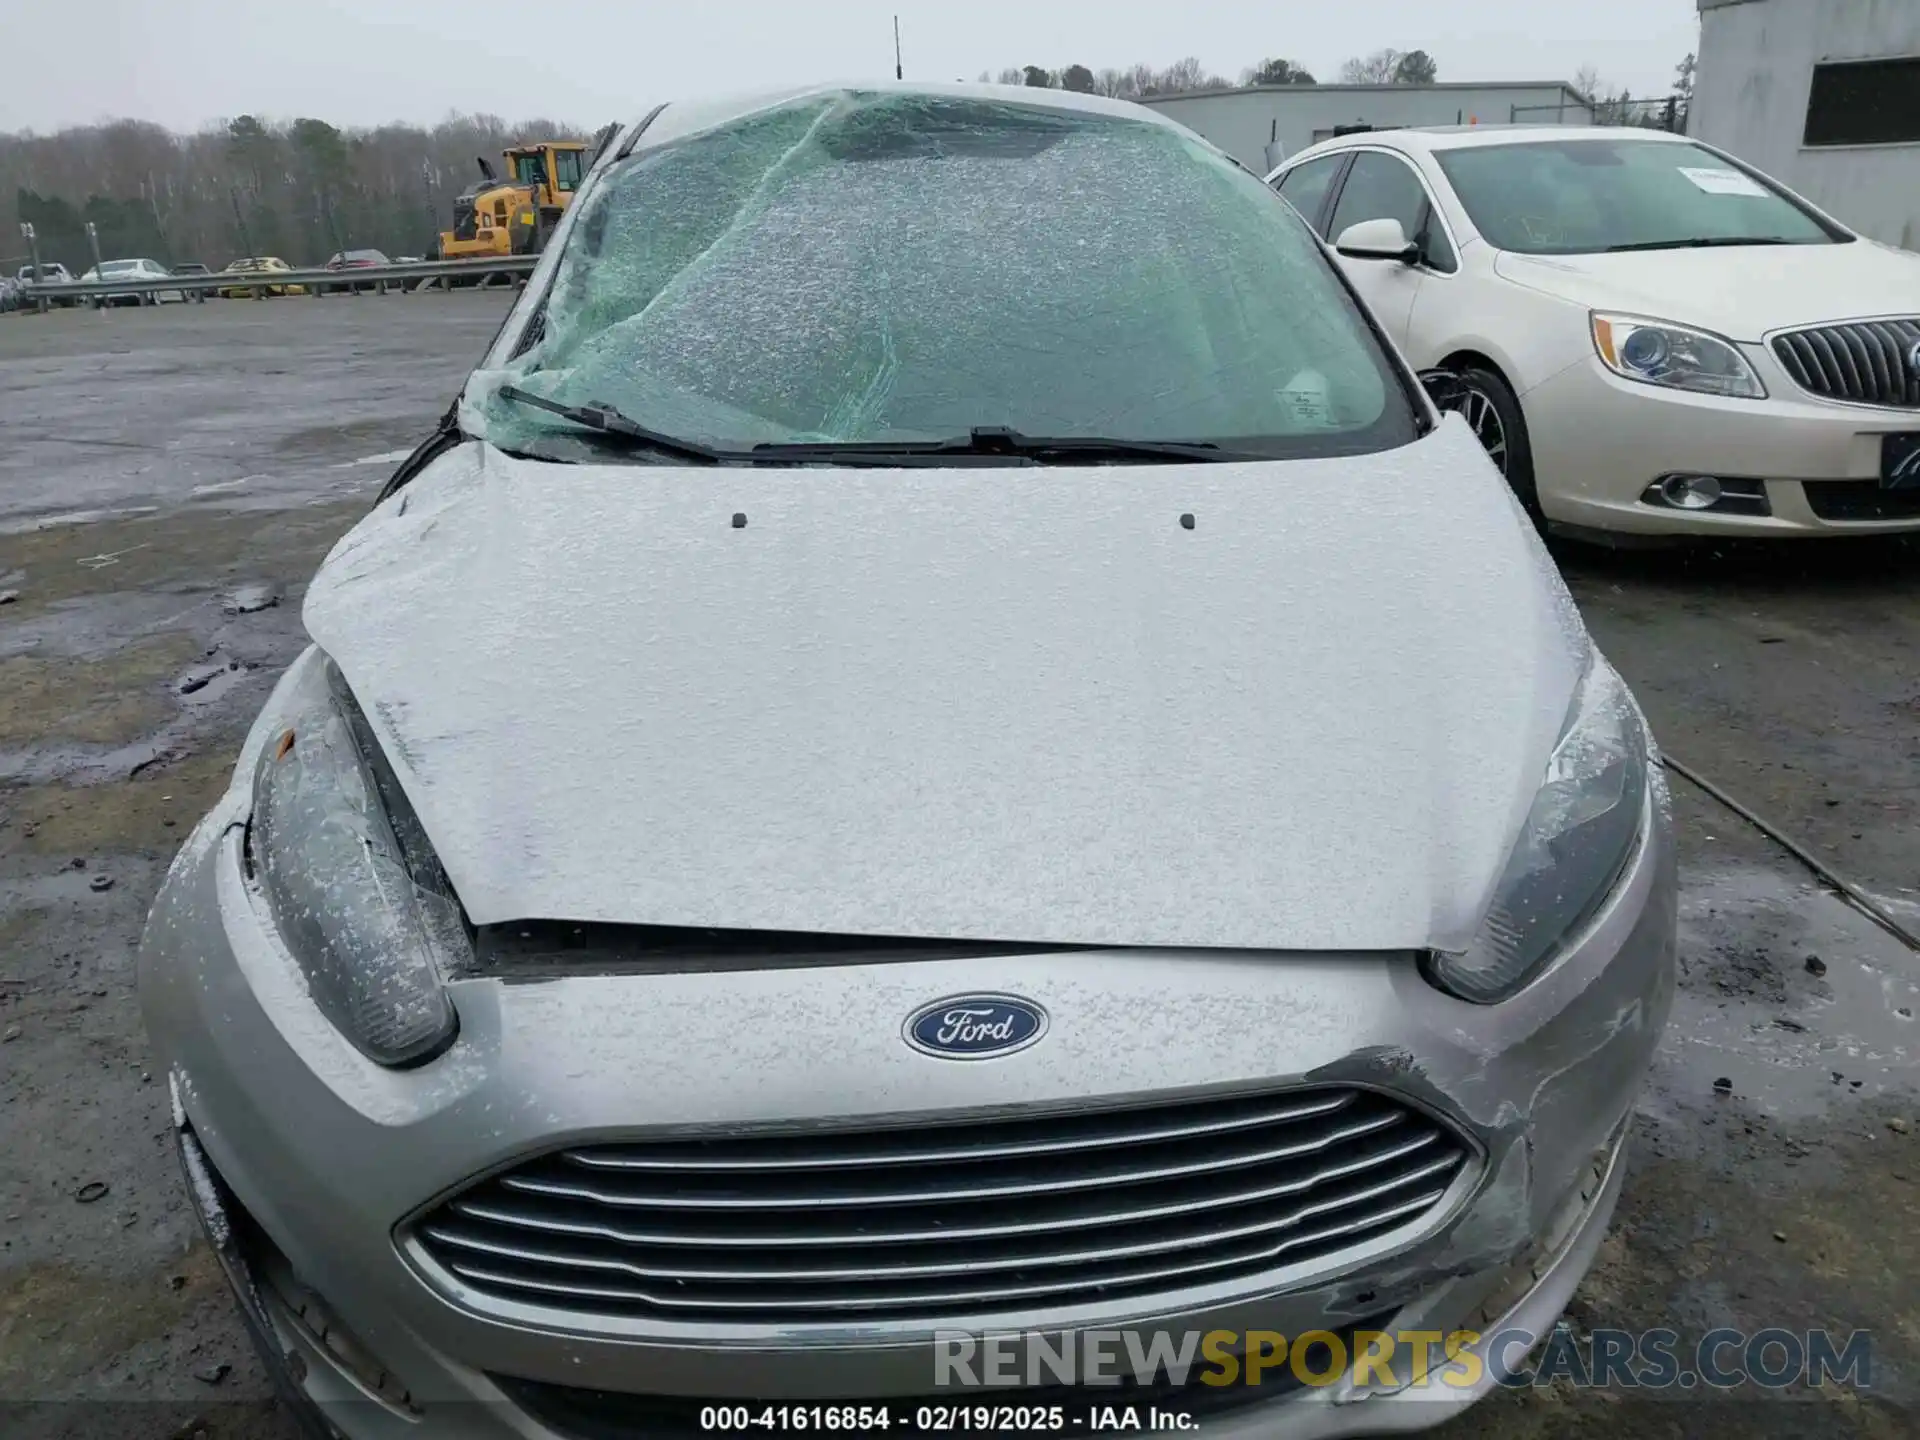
<box><xmin>904</xmin><ymin>995</ymin><xmax>1048</xmax><ymax>1060</ymax></box>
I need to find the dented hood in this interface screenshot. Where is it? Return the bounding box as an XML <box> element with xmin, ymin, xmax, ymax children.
<box><xmin>303</xmin><ymin>417</ymin><xmax>1588</xmax><ymax>950</ymax></box>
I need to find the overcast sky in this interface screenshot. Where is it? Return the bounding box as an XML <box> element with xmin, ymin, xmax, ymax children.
<box><xmin>4</xmin><ymin>0</ymin><xmax>1701</xmax><ymax>134</ymax></box>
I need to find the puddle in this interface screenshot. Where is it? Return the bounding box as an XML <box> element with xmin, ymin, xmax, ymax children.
<box><xmin>0</xmin><ymin>595</ymin><xmax>208</xmax><ymax>662</ymax></box>
<box><xmin>0</xmin><ymin>650</ymin><xmax>261</xmax><ymax>788</ymax></box>
<box><xmin>0</xmin><ymin>506</ymin><xmax>160</xmax><ymax>537</ymax></box>
<box><xmin>1650</xmin><ymin>866</ymin><xmax>1919</xmax><ymax>1120</ymax></box>
<box><xmin>188</xmin><ymin>475</ymin><xmax>265</xmax><ymax>497</ymax></box>
<box><xmin>219</xmin><ymin>583</ymin><xmax>279</xmax><ymax>615</ymax></box>
<box><xmin>336</xmin><ymin>449</ymin><xmax>412</xmax><ymax>468</ymax></box>
<box><xmin>0</xmin><ymin>868</ymin><xmax>115</xmax><ymax>911</ymax></box>
<box><xmin>176</xmin><ymin>660</ymin><xmax>250</xmax><ymax>707</ymax></box>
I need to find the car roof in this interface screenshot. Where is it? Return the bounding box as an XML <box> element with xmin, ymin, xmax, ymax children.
<box><xmin>625</xmin><ymin>80</ymin><xmax>1189</xmax><ymax>157</ymax></box>
<box><xmin>1276</xmin><ymin>123</ymin><xmax>1695</xmax><ymax>170</ymax></box>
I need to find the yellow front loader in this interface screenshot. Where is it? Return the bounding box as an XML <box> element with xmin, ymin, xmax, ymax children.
<box><xmin>436</xmin><ymin>142</ymin><xmax>589</xmax><ymax>261</ymax></box>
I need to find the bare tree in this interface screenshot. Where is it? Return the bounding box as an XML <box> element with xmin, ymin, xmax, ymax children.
<box><xmin>994</xmin><ymin>66</ymin><xmax>1023</xmax><ymax>86</ymax></box>
<box><xmin>1153</xmin><ymin>57</ymin><xmax>1227</xmax><ymax>94</ymax></box>
<box><xmin>1572</xmin><ymin>64</ymin><xmax>1602</xmax><ymax>101</ymax></box>
<box><xmin>1338</xmin><ymin>49</ymin><xmax>1403</xmax><ymax>84</ymax></box>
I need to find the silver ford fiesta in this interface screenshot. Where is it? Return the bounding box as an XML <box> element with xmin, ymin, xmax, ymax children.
<box><xmin>139</xmin><ymin>81</ymin><xmax>1676</xmax><ymax>1440</ymax></box>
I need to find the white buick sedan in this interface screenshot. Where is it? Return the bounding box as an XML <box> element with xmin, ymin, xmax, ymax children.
<box><xmin>1267</xmin><ymin>126</ymin><xmax>1920</xmax><ymax>538</ymax></box>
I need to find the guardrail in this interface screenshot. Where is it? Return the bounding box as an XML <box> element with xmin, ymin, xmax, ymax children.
<box><xmin>15</xmin><ymin>254</ymin><xmax>540</xmax><ymax>312</ymax></box>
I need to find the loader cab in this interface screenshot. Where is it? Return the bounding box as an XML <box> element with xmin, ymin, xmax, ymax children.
<box><xmin>506</xmin><ymin>144</ymin><xmax>588</xmax><ymax>208</ymax></box>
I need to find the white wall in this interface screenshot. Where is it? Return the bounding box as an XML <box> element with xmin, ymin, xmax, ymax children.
<box><xmin>1692</xmin><ymin>0</ymin><xmax>1920</xmax><ymax>248</ymax></box>
<box><xmin>1139</xmin><ymin>85</ymin><xmax>1592</xmax><ymax>173</ymax></box>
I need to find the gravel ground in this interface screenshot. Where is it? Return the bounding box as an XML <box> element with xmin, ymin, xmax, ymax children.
<box><xmin>0</xmin><ymin>299</ymin><xmax>1916</xmax><ymax>1439</ymax></box>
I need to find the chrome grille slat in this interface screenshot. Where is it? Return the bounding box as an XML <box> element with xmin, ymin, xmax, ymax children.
<box><xmin>1776</xmin><ymin>334</ymin><xmax>1815</xmax><ymax>389</ymax></box>
<box><xmin>1858</xmin><ymin>325</ymin><xmax>1896</xmax><ymax>396</ymax></box>
<box><xmin>424</xmin><ymin>1155</ymin><xmax>1457</xmax><ymax>1287</ymax></box>
<box><xmin>440</xmin><ymin>1130</ymin><xmax>1452</xmax><ymax>1259</ymax></box>
<box><xmin>1773</xmin><ymin>317</ymin><xmax>1920</xmax><ymax>407</ymax></box>
<box><xmin>437</xmin><ymin>1187</ymin><xmax>1453</xmax><ymax>1314</ymax></box>
<box><xmin>1808</xmin><ymin>330</ymin><xmax>1853</xmax><ymax>398</ymax></box>
<box><xmin>415</xmin><ymin>1086</ymin><xmax>1474</xmax><ymax>1322</ymax></box>
<box><xmin>500</xmin><ymin>1107</ymin><xmax>1407</xmax><ymax>1211</ymax></box>
<box><xmin>560</xmin><ymin>1089</ymin><xmax>1356</xmax><ymax>1172</ymax></box>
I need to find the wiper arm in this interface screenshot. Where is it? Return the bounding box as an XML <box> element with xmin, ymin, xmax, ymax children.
<box><xmin>495</xmin><ymin>385</ymin><xmax>726</xmax><ymax>465</ymax></box>
<box><xmin>1604</xmin><ymin>237</ymin><xmax>1796</xmax><ymax>252</ymax></box>
<box><xmin>751</xmin><ymin>426</ymin><xmax>1237</xmax><ymax>465</ymax></box>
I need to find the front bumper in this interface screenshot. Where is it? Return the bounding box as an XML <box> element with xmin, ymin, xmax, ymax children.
<box><xmin>1523</xmin><ymin>354</ymin><xmax>1920</xmax><ymax>536</ymax></box>
<box><xmin>141</xmin><ymin>786</ymin><xmax>1675</xmax><ymax>1438</ymax></box>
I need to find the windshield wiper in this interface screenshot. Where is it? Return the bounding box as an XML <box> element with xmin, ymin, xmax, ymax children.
<box><xmin>750</xmin><ymin>427</ymin><xmax>1239</xmax><ymax>465</ymax></box>
<box><xmin>1603</xmin><ymin>237</ymin><xmax>1798</xmax><ymax>252</ymax></box>
<box><xmin>495</xmin><ymin>385</ymin><xmax>726</xmax><ymax>465</ymax></box>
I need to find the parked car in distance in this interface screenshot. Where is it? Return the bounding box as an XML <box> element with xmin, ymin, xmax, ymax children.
<box><xmin>1269</xmin><ymin>125</ymin><xmax>1920</xmax><ymax>537</ymax></box>
<box><xmin>219</xmin><ymin>256</ymin><xmax>306</xmax><ymax>298</ymax></box>
<box><xmin>141</xmin><ymin>81</ymin><xmax>1676</xmax><ymax>1440</ymax></box>
<box><xmin>16</xmin><ymin>261</ymin><xmax>77</xmax><ymax>305</ymax></box>
<box><xmin>324</xmin><ymin>248</ymin><xmax>392</xmax><ymax>270</ymax></box>
<box><xmin>79</xmin><ymin>257</ymin><xmax>187</xmax><ymax>305</ymax></box>
<box><xmin>168</xmin><ymin>262</ymin><xmax>215</xmax><ymax>299</ymax></box>
<box><xmin>324</xmin><ymin>248</ymin><xmax>394</xmax><ymax>294</ymax></box>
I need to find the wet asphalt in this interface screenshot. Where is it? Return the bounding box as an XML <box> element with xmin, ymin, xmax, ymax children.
<box><xmin>0</xmin><ymin>298</ymin><xmax>1916</xmax><ymax>1438</ymax></box>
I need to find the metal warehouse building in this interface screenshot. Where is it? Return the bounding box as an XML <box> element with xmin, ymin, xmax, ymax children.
<box><xmin>1136</xmin><ymin>81</ymin><xmax>1594</xmax><ymax>174</ymax></box>
<box><xmin>1690</xmin><ymin>0</ymin><xmax>1920</xmax><ymax>249</ymax></box>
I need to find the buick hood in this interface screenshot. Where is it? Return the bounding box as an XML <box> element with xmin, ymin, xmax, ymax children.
<box><xmin>303</xmin><ymin>418</ymin><xmax>1588</xmax><ymax>951</ymax></box>
<box><xmin>1494</xmin><ymin>239</ymin><xmax>1920</xmax><ymax>342</ymax></box>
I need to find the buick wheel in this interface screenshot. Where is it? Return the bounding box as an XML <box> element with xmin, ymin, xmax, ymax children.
<box><xmin>1454</xmin><ymin>366</ymin><xmax>1539</xmax><ymax>518</ymax></box>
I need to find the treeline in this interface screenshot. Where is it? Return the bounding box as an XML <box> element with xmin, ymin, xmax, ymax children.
<box><xmin>979</xmin><ymin>48</ymin><xmax>1440</xmax><ymax>95</ymax></box>
<box><xmin>1</xmin><ymin>113</ymin><xmax>586</xmax><ymax>274</ymax></box>
<box><xmin>4</xmin><ymin>48</ymin><xmax>1694</xmax><ymax>275</ymax></box>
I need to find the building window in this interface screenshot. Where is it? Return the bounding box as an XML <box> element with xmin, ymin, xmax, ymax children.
<box><xmin>1803</xmin><ymin>56</ymin><xmax>1920</xmax><ymax>147</ymax></box>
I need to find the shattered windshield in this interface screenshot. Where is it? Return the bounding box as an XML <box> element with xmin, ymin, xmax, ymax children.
<box><xmin>468</xmin><ymin>91</ymin><xmax>1416</xmax><ymax>460</ymax></box>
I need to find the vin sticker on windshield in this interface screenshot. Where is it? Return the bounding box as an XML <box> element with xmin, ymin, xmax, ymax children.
<box><xmin>1677</xmin><ymin>166</ymin><xmax>1769</xmax><ymax>198</ymax></box>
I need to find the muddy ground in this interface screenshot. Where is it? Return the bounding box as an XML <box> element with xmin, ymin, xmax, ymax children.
<box><xmin>0</xmin><ymin>300</ymin><xmax>1916</xmax><ymax>1438</ymax></box>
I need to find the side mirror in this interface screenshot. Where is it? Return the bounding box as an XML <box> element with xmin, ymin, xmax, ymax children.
<box><xmin>1417</xmin><ymin>368</ymin><xmax>1468</xmax><ymax>413</ymax></box>
<box><xmin>1334</xmin><ymin>217</ymin><xmax>1420</xmax><ymax>264</ymax></box>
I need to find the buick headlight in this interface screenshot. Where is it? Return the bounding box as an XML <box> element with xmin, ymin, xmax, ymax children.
<box><xmin>1425</xmin><ymin>657</ymin><xmax>1649</xmax><ymax>1004</ymax></box>
<box><xmin>1590</xmin><ymin>313</ymin><xmax>1766</xmax><ymax>399</ymax></box>
<box><xmin>249</xmin><ymin>658</ymin><xmax>465</xmax><ymax>1066</ymax></box>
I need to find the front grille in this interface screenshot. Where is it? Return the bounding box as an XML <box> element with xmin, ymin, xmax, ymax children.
<box><xmin>1772</xmin><ymin>319</ymin><xmax>1920</xmax><ymax>407</ymax></box>
<box><xmin>414</xmin><ymin>1087</ymin><xmax>1473</xmax><ymax>1324</ymax></box>
<box><xmin>1804</xmin><ymin>480</ymin><xmax>1920</xmax><ymax>522</ymax></box>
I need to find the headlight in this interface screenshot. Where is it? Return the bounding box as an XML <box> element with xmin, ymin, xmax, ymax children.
<box><xmin>1424</xmin><ymin>656</ymin><xmax>1649</xmax><ymax>1005</ymax></box>
<box><xmin>1590</xmin><ymin>313</ymin><xmax>1766</xmax><ymax>399</ymax></box>
<box><xmin>249</xmin><ymin>658</ymin><xmax>465</xmax><ymax>1066</ymax></box>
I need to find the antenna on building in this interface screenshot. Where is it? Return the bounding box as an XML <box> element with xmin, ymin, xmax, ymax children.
<box><xmin>894</xmin><ymin>16</ymin><xmax>903</xmax><ymax>79</ymax></box>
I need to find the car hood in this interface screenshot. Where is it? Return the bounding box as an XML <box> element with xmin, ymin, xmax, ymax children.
<box><xmin>302</xmin><ymin>418</ymin><xmax>1588</xmax><ymax>951</ymax></box>
<box><xmin>1493</xmin><ymin>240</ymin><xmax>1920</xmax><ymax>341</ymax></box>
